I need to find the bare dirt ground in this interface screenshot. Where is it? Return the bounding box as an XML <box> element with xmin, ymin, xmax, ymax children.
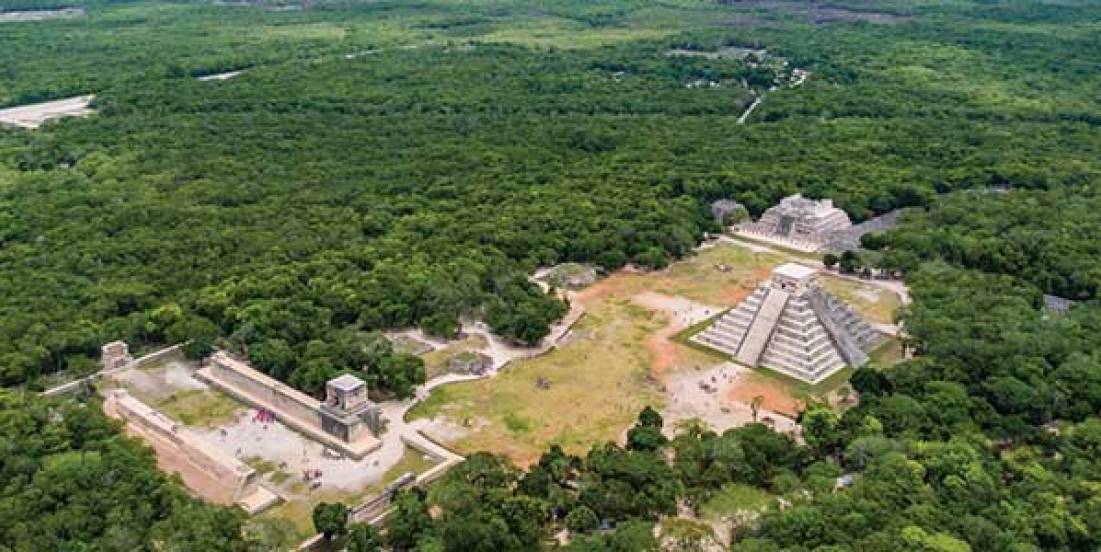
<box><xmin>113</xmin><ymin>358</ymin><xmax>207</xmax><ymax>403</ymax></box>
<box><xmin>664</xmin><ymin>363</ymin><xmax>798</xmax><ymax>436</ymax></box>
<box><xmin>725</xmin><ymin>371</ymin><xmax>805</xmax><ymax>418</ymax></box>
<box><xmin>0</xmin><ymin>8</ymin><xmax>84</xmax><ymax>22</ymax></box>
<box><xmin>0</xmin><ymin>95</ymin><xmax>94</xmax><ymax>129</ymax></box>
<box><xmin>197</xmin><ymin>410</ymin><xmax>428</xmax><ymax>493</ymax></box>
<box><xmin>631</xmin><ymin>291</ymin><xmax>722</xmax><ymax>377</ymax></box>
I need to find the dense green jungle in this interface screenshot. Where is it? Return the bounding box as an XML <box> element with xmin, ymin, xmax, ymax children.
<box><xmin>0</xmin><ymin>0</ymin><xmax>1099</xmax><ymax>550</ymax></box>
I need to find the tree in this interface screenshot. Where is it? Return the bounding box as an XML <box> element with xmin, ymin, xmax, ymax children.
<box><xmin>565</xmin><ymin>505</ymin><xmax>599</xmax><ymax>533</ymax></box>
<box><xmin>605</xmin><ymin>521</ymin><xmax>660</xmax><ymax>551</ymax></box>
<box><xmin>823</xmin><ymin>253</ymin><xmax>839</xmax><ymax>269</ymax></box>
<box><xmin>386</xmin><ymin>490</ymin><xmax>433</xmax><ymax>551</ymax></box>
<box><xmin>839</xmin><ymin>251</ymin><xmax>860</xmax><ymax>274</ymax></box>
<box><xmin>0</xmin><ymin>390</ymin><xmax>248</xmax><ymax>550</ymax></box>
<box><xmin>627</xmin><ymin>407</ymin><xmax>668</xmax><ymax>451</ymax></box>
<box><xmin>312</xmin><ymin>502</ymin><xmax>349</xmax><ymax>540</ymax></box>
<box><xmin>751</xmin><ymin>395</ymin><xmax>765</xmax><ymax>422</ymax></box>
<box><xmin>165</xmin><ymin>315</ymin><xmax>219</xmax><ymax>359</ymax></box>
<box><xmin>346</xmin><ymin>523</ymin><xmax>383</xmax><ymax>552</ymax></box>
<box><xmin>637</xmin><ymin>406</ymin><xmax>664</xmax><ymax>429</ymax></box>
<box><xmin>801</xmin><ymin>407</ymin><xmax>842</xmax><ymax>457</ymax></box>
<box><xmin>626</xmin><ymin>424</ymin><xmax>667</xmax><ymax>452</ymax></box>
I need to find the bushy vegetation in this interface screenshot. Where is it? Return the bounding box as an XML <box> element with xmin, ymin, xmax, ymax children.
<box><xmin>0</xmin><ymin>390</ymin><xmax>248</xmax><ymax>550</ymax></box>
<box><xmin>317</xmin><ymin>399</ymin><xmax>1101</xmax><ymax>550</ymax></box>
<box><xmin>2</xmin><ymin>0</ymin><xmax>1100</xmax><ymax>548</ymax></box>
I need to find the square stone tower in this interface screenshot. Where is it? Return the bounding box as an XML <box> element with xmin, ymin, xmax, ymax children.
<box><xmin>320</xmin><ymin>374</ymin><xmax>380</xmax><ymax>445</ymax></box>
<box><xmin>101</xmin><ymin>341</ymin><xmax>133</xmax><ymax>371</ymax></box>
<box><xmin>325</xmin><ymin>374</ymin><xmax>369</xmax><ymax>413</ymax></box>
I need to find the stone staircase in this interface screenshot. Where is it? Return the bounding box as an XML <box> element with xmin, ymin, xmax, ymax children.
<box><xmin>735</xmin><ymin>287</ymin><xmax>790</xmax><ymax>366</ymax></box>
<box><xmin>758</xmin><ymin>294</ymin><xmax>844</xmax><ymax>383</ymax></box>
<box><xmin>690</xmin><ymin>275</ymin><xmax>883</xmax><ymax>384</ymax></box>
<box><xmin>691</xmin><ymin>285</ymin><xmax>768</xmax><ymax>356</ymax></box>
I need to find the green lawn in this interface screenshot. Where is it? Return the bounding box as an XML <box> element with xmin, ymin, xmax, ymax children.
<box><xmin>700</xmin><ymin>483</ymin><xmax>774</xmax><ymax>521</ymax></box>
<box><xmin>868</xmin><ymin>337</ymin><xmax>905</xmax><ymax>367</ymax></box>
<box><xmin>818</xmin><ymin>275</ymin><xmax>903</xmax><ymax>326</ymax></box>
<box><xmin>408</xmin><ymin>301</ymin><xmax>664</xmax><ymax>465</ymax></box>
<box><xmin>156</xmin><ymin>389</ymin><xmax>244</xmax><ymax>428</ymax></box>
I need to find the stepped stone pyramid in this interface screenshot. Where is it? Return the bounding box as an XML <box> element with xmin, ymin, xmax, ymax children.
<box><xmin>691</xmin><ymin>263</ymin><xmax>882</xmax><ymax>384</ymax></box>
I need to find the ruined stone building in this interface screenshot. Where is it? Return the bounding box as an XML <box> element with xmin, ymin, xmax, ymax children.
<box><xmin>103</xmin><ymin>389</ymin><xmax>280</xmax><ymax>514</ymax></box>
<box><xmin>692</xmin><ymin>263</ymin><xmax>882</xmax><ymax>384</ymax></box>
<box><xmin>739</xmin><ymin>194</ymin><xmax>853</xmax><ymax>250</ymax></box>
<box><xmin>198</xmin><ymin>352</ymin><xmax>382</xmax><ymax>459</ymax></box>
<box><xmin>101</xmin><ymin>340</ymin><xmax>133</xmax><ymax>371</ymax></box>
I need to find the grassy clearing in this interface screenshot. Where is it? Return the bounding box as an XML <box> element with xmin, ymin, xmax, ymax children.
<box><xmin>817</xmin><ymin>275</ymin><xmax>902</xmax><ymax>326</ymax></box>
<box><xmin>409</xmin><ymin>300</ymin><xmax>665</xmax><ymax>465</ymax></box>
<box><xmin>409</xmin><ymin>243</ymin><xmax>792</xmax><ymax>463</ymax></box>
<box><xmin>700</xmin><ymin>483</ymin><xmax>774</xmax><ymax>521</ymax></box>
<box><xmin>156</xmin><ymin>389</ymin><xmax>243</xmax><ymax>427</ymax></box>
<box><xmin>651</xmin><ymin>245</ymin><xmax>785</xmax><ymax>307</ymax></box>
<box><xmin>478</xmin><ymin>17</ymin><xmax>673</xmax><ymax>49</ymax></box>
<box><xmin>868</xmin><ymin>337</ymin><xmax>905</xmax><ymax>367</ymax></box>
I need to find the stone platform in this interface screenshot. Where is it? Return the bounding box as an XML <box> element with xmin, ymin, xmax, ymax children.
<box><xmin>196</xmin><ymin>353</ymin><xmax>382</xmax><ymax>460</ymax></box>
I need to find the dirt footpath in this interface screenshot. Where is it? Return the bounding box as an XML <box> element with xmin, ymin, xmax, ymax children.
<box><xmin>631</xmin><ymin>291</ymin><xmax>722</xmax><ymax>377</ymax></box>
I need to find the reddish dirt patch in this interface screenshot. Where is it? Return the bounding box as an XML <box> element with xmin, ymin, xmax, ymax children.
<box><xmin>646</xmin><ymin>320</ymin><xmax>680</xmax><ymax>379</ymax></box>
<box><xmin>726</xmin><ymin>373</ymin><xmax>802</xmax><ymax>417</ymax></box>
<box><xmin>573</xmin><ymin>272</ymin><xmax>635</xmax><ymax>306</ymax></box>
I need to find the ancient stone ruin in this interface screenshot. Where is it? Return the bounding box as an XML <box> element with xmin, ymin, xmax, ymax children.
<box><xmin>101</xmin><ymin>340</ymin><xmax>133</xmax><ymax>371</ymax></box>
<box><xmin>197</xmin><ymin>352</ymin><xmax>382</xmax><ymax>459</ymax></box>
<box><xmin>103</xmin><ymin>389</ymin><xmax>280</xmax><ymax>514</ymax></box>
<box><xmin>710</xmin><ymin>199</ymin><xmax>748</xmax><ymax>225</ymax></box>
<box><xmin>446</xmin><ymin>351</ymin><xmax>493</xmax><ymax>376</ymax></box>
<box><xmin>739</xmin><ymin>194</ymin><xmax>853</xmax><ymax>251</ymax></box>
<box><xmin>692</xmin><ymin>263</ymin><xmax>882</xmax><ymax>384</ymax></box>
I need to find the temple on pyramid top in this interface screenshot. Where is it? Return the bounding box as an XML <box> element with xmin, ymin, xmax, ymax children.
<box><xmin>691</xmin><ymin>263</ymin><xmax>883</xmax><ymax>384</ymax></box>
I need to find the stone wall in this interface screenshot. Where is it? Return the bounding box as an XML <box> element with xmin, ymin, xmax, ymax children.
<box><xmin>198</xmin><ymin>352</ymin><xmax>381</xmax><ymax>459</ymax></box>
<box><xmin>205</xmin><ymin>352</ymin><xmax>322</xmax><ymax>427</ymax></box>
<box><xmin>104</xmin><ymin>389</ymin><xmax>258</xmax><ymax>504</ymax></box>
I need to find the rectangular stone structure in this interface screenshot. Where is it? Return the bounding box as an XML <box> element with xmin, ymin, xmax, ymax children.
<box><xmin>197</xmin><ymin>352</ymin><xmax>381</xmax><ymax>459</ymax></box>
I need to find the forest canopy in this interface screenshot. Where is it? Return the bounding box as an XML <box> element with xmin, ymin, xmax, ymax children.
<box><xmin>1</xmin><ymin>0</ymin><xmax>1100</xmax><ymax>548</ymax></box>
